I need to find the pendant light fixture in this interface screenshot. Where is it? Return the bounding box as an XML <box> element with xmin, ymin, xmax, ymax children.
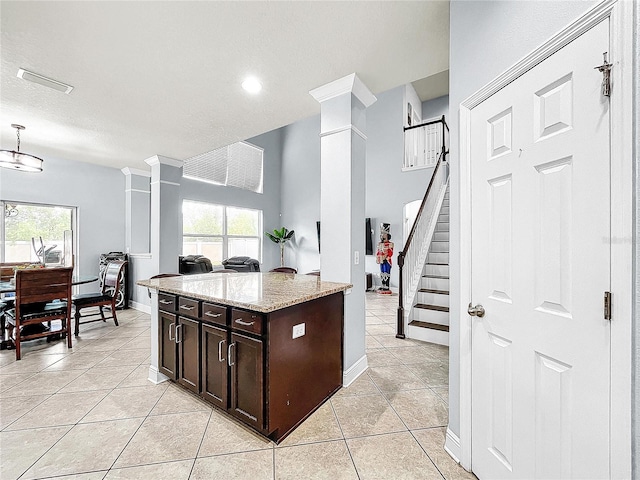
<box><xmin>0</xmin><ymin>124</ymin><xmax>44</xmax><ymax>172</ymax></box>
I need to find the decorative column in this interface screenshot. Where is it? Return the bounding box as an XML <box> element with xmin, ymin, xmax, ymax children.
<box><xmin>144</xmin><ymin>155</ymin><xmax>182</xmax><ymax>384</ymax></box>
<box><xmin>310</xmin><ymin>73</ymin><xmax>376</xmax><ymax>385</ymax></box>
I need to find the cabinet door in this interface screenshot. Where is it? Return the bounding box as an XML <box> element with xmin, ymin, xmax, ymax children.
<box><xmin>201</xmin><ymin>323</ymin><xmax>228</xmax><ymax>408</ymax></box>
<box><xmin>177</xmin><ymin>316</ymin><xmax>200</xmax><ymax>394</ymax></box>
<box><xmin>229</xmin><ymin>332</ymin><xmax>264</xmax><ymax>430</ymax></box>
<box><xmin>158</xmin><ymin>311</ymin><xmax>177</xmax><ymax>380</ymax></box>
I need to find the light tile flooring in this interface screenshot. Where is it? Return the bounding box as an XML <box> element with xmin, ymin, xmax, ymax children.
<box><xmin>0</xmin><ymin>293</ymin><xmax>476</xmax><ymax>480</ymax></box>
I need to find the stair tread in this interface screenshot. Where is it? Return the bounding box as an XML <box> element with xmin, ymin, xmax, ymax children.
<box><xmin>415</xmin><ymin>303</ymin><xmax>450</xmax><ymax>312</ymax></box>
<box><xmin>423</xmin><ymin>274</ymin><xmax>449</xmax><ymax>279</ymax></box>
<box><xmin>408</xmin><ymin>320</ymin><xmax>450</xmax><ymax>332</ymax></box>
<box><xmin>419</xmin><ymin>288</ymin><xmax>449</xmax><ymax>295</ymax></box>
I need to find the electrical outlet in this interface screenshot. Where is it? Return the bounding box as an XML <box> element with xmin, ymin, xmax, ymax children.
<box><xmin>292</xmin><ymin>323</ymin><xmax>305</xmax><ymax>339</ymax></box>
<box><xmin>354</xmin><ymin>251</ymin><xmax>360</xmax><ymax>265</ymax></box>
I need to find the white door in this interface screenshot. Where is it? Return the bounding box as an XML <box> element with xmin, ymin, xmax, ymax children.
<box><xmin>470</xmin><ymin>20</ymin><xmax>610</xmax><ymax>480</ymax></box>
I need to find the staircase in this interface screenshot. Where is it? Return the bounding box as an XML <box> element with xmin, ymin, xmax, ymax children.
<box><xmin>407</xmin><ymin>188</ymin><xmax>449</xmax><ymax>345</ymax></box>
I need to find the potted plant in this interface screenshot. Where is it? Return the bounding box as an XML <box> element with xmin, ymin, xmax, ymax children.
<box><xmin>265</xmin><ymin>227</ymin><xmax>295</xmax><ymax>267</ymax></box>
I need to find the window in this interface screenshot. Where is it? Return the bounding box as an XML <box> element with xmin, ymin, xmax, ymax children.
<box><xmin>183</xmin><ymin>141</ymin><xmax>264</xmax><ymax>193</ymax></box>
<box><xmin>1</xmin><ymin>201</ymin><xmax>76</xmax><ymax>265</ymax></box>
<box><xmin>182</xmin><ymin>200</ymin><xmax>262</xmax><ymax>264</ymax></box>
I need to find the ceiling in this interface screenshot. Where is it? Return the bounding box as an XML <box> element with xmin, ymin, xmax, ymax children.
<box><xmin>0</xmin><ymin>1</ymin><xmax>449</xmax><ymax>171</ymax></box>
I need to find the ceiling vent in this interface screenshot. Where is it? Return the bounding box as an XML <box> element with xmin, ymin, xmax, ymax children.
<box><xmin>17</xmin><ymin>68</ymin><xmax>73</xmax><ymax>94</ymax></box>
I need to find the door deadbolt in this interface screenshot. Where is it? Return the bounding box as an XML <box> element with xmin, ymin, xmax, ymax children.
<box><xmin>468</xmin><ymin>303</ymin><xmax>485</xmax><ymax>318</ymax></box>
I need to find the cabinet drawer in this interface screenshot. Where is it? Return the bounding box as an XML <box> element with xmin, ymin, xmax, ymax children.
<box><xmin>158</xmin><ymin>293</ymin><xmax>177</xmax><ymax>312</ymax></box>
<box><xmin>201</xmin><ymin>302</ymin><xmax>227</xmax><ymax>326</ymax></box>
<box><xmin>177</xmin><ymin>297</ymin><xmax>200</xmax><ymax>318</ymax></box>
<box><xmin>230</xmin><ymin>309</ymin><xmax>264</xmax><ymax>335</ymax></box>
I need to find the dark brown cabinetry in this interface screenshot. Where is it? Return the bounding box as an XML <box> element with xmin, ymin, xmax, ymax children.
<box><xmin>156</xmin><ymin>290</ymin><xmax>343</xmax><ymax>443</ymax></box>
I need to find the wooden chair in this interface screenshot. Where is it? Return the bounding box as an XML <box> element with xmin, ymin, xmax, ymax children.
<box><xmin>213</xmin><ymin>269</ymin><xmax>238</xmax><ymax>273</ymax></box>
<box><xmin>72</xmin><ymin>260</ymin><xmax>126</xmax><ymax>336</ymax></box>
<box><xmin>5</xmin><ymin>266</ymin><xmax>73</xmax><ymax>360</ymax></box>
<box><xmin>147</xmin><ymin>273</ymin><xmax>183</xmax><ymax>298</ymax></box>
<box><xmin>270</xmin><ymin>267</ymin><xmax>298</xmax><ymax>274</ymax></box>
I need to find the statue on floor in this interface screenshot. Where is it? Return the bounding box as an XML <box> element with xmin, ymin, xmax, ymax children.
<box><xmin>375</xmin><ymin>223</ymin><xmax>394</xmax><ymax>294</ymax></box>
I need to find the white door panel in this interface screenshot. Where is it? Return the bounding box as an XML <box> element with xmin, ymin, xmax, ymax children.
<box><xmin>471</xmin><ymin>20</ymin><xmax>610</xmax><ymax>480</ymax></box>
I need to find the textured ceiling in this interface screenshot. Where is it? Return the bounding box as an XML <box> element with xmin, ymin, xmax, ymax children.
<box><xmin>0</xmin><ymin>1</ymin><xmax>449</xmax><ymax>171</ymax></box>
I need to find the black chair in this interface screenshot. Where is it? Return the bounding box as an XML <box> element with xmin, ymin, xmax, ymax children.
<box><xmin>179</xmin><ymin>255</ymin><xmax>213</xmax><ymax>274</ymax></box>
<box><xmin>222</xmin><ymin>256</ymin><xmax>260</xmax><ymax>273</ymax></box>
<box><xmin>72</xmin><ymin>260</ymin><xmax>126</xmax><ymax>336</ymax></box>
<box><xmin>269</xmin><ymin>267</ymin><xmax>297</xmax><ymax>274</ymax></box>
<box><xmin>5</xmin><ymin>267</ymin><xmax>73</xmax><ymax>360</ymax></box>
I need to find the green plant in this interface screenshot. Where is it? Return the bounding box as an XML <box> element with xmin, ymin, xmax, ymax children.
<box><xmin>265</xmin><ymin>227</ymin><xmax>295</xmax><ymax>267</ymax></box>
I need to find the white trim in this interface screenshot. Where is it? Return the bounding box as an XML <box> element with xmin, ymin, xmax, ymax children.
<box><xmin>125</xmin><ymin>188</ymin><xmax>150</xmax><ymax>194</ymax></box>
<box><xmin>342</xmin><ymin>354</ymin><xmax>368</xmax><ymax>387</ymax></box>
<box><xmin>457</xmin><ymin>1</ymin><xmax>632</xmax><ymax>476</ymax></box>
<box><xmin>444</xmin><ymin>427</ymin><xmax>463</xmax><ymax>464</ymax></box>
<box><xmin>150</xmin><ymin>180</ymin><xmax>181</xmax><ymax>187</ymax></box>
<box><xmin>319</xmin><ymin>124</ymin><xmax>367</xmax><ymax>141</ymax></box>
<box><xmin>129</xmin><ymin>300</ymin><xmax>151</xmax><ymax>314</ymax></box>
<box><xmin>128</xmin><ymin>252</ymin><xmax>152</xmax><ymax>259</ymax></box>
<box><xmin>462</xmin><ymin>0</ymin><xmax>616</xmax><ymax>109</ymax></box>
<box><xmin>608</xmin><ymin>1</ymin><xmax>633</xmax><ymax>477</ymax></box>
<box><xmin>144</xmin><ymin>155</ymin><xmax>184</xmax><ymax>168</ymax></box>
<box><xmin>121</xmin><ymin>167</ymin><xmax>151</xmax><ymax>177</ymax></box>
<box><xmin>309</xmin><ymin>73</ymin><xmax>377</xmax><ymax>108</ymax></box>
<box><xmin>147</xmin><ymin>365</ymin><xmax>169</xmax><ymax>384</ymax></box>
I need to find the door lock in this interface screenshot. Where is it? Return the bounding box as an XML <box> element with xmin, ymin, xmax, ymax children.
<box><xmin>468</xmin><ymin>303</ymin><xmax>485</xmax><ymax>318</ymax></box>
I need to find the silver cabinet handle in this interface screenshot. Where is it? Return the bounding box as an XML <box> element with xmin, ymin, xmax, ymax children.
<box><xmin>175</xmin><ymin>324</ymin><xmax>183</xmax><ymax>343</ymax></box>
<box><xmin>168</xmin><ymin>322</ymin><xmax>175</xmax><ymax>341</ymax></box>
<box><xmin>218</xmin><ymin>339</ymin><xmax>226</xmax><ymax>362</ymax></box>
<box><xmin>205</xmin><ymin>311</ymin><xmax>222</xmax><ymax>318</ymax></box>
<box><xmin>234</xmin><ymin>318</ymin><xmax>255</xmax><ymax>326</ymax></box>
<box><xmin>159</xmin><ymin>299</ymin><xmax>172</xmax><ymax>305</ymax></box>
<box><xmin>228</xmin><ymin>342</ymin><xmax>235</xmax><ymax>366</ymax></box>
<box><xmin>468</xmin><ymin>303</ymin><xmax>485</xmax><ymax>318</ymax></box>
<box><xmin>179</xmin><ymin>305</ymin><xmax>195</xmax><ymax>311</ymax></box>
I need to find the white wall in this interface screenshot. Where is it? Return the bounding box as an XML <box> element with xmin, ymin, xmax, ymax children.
<box><xmin>448</xmin><ymin>0</ymin><xmax>600</xmax><ymax>443</ymax></box>
<box><xmin>0</xmin><ymin>155</ymin><xmax>125</xmax><ymax>294</ymax></box>
<box><xmin>422</xmin><ymin>95</ymin><xmax>449</xmax><ymax>120</ymax></box>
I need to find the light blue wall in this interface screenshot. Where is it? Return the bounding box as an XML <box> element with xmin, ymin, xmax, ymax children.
<box><xmin>0</xmin><ymin>155</ymin><xmax>125</xmax><ymax>294</ymax></box>
<box><xmin>448</xmin><ymin>0</ymin><xmax>602</xmax><ymax>447</ymax></box>
<box><xmin>422</xmin><ymin>95</ymin><xmax>449</xmax><ymax>120</ymax></box>
<box><xmin>278</xmin><ymin>86</ymin><xmax>435</xmax><ymax>288</ymax></box>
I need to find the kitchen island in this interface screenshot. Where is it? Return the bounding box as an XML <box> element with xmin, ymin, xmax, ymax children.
<box><xmin>139</xmin><ymin>272</ymin><xmax>351</xmax><ymax>443</ymax></box>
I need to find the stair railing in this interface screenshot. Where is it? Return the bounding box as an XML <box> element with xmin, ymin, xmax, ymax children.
<box><xmin>397</xmin><ymin>117</ymin><xmax>449</xmax><ymax>339</ymax></box>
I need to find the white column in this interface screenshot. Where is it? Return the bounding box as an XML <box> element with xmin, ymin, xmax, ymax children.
<box><xmin>310</xmin><ymin>73</ymin><xmax>376</xmax><ymax>385</ymax></box>
<box><xmin>121</xmin><ymin>167</ymin><xmax>151</xmax><ymax>254</ymax></box>
<box><xmin>145</xmin><ymin>155</ymin><xmax>183</xmax><ymax>274</ymax></box>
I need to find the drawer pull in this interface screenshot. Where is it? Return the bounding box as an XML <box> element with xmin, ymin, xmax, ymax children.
<box><xmin>159</xmin><ymin>299</ymin><xmax>173</xmax><ymax>305</ymax></box>
<box><xmin>168</xmin><ymin>322</ymin><xmax>175</xmax><ymax>341</ymax></box>
<box><xmin>228</xmin><ymin>343</ymin><xmax>235</xmax><ymax>366</ymax></box>
<box><xmin>204</xmin><ymin>312</ymin><xmax>222</xmax><ymax>318</ymax></box>
<box><xmin>218</xmin><ymin>339</ymin><xmax>226</xmax><ymax>362</ymax></box>
<box><xmin>179</xmin><ymin>305</ymin><xmax>195</xmax><ymax>311</ymax></box>
<box><xmin>235</xmin><ymin>318</ymin><xmax>255</xmax><ymax>327</ymax></box>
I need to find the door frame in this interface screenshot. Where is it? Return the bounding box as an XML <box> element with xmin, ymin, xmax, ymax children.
<box><xmin>456</xmin><ymin>0</ymin><xmax>633</xmax><ymax>477</ymax></box>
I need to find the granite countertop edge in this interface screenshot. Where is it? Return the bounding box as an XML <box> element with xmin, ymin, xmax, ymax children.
<box><xmin>138</xmin><ymin>275</ymin><xmax>352</xmax><ymax>314</ymax></box>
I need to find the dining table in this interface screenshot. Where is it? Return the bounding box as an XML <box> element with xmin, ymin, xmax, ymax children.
<box><xmin>0</xmin><ymin>274</ymin><xmax>98</xmax><ymax>350</ymax></box>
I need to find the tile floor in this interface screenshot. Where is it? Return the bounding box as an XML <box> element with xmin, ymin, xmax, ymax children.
<box><xmin>0</xmin><ymin>292</ymin><xmax>476</xmax><ymax>480</ymax></box>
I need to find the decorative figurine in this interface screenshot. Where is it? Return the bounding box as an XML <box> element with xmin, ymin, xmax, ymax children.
<box><xmin>375</xmin><ymin>223</ymin><xmax>394</xmax><ymax>295</ymax></box>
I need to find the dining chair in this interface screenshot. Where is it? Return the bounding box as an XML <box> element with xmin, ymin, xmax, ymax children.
<box><xmin>147</xmin><ymin>273</ymin><xmax>183</xmax><ymax>298</ymax></box>
<box><xmin>72</xmin><ymin>260</ymin><xmax>126</xmax><ymax>336</ymax></box>
<box><xmin>5</xmin><ymin>266</ymin><xmax>73</xmax><ymax>360</ymax></box>
<box><xmin>270</xmin><ymin>267</ymin><xmax>298</xmax><ymax>274</ymax></box>
<box><xmin>213</xmin><ymin>269</ymin><xmax>238</xmax><ymax>273</ymax></box>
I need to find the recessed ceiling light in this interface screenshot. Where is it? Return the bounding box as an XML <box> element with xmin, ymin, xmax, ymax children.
<box><xmin>17</xmin><ymin>68</ymin><xmax>73</xmax><ymax>94</ymax></box>
<box><xmin>242</xmin><ymin>77</ymin><xmax>262</xmax><ymax>94</ymax></box>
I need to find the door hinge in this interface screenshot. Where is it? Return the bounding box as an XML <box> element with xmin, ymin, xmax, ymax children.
<box><xmin>594</xmin><ymin>52</ymin><xmax>612</xmax><ymax>97</ymax></box>
<box><xmin>604</xmin><ymin>291</ymin><xmax>612</xmax><ymax>320</ymax></box>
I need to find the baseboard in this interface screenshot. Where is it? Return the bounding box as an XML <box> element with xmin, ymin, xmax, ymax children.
<box><xmin>147</xmin><ymin>365</ymin><xmax>170</xmax><ymax>385</ymax></box>
<box><xmin>342</xmin><ymin>354</ymin><xmax>368</xmax><ymax>387</ymax></box>
<box><xmin>444</xmin><ymin>427</ymin><xmax>462</xmax><ymax>463</ymax></box>
<box><xmin>129</xmin><ymin>300</ymin><xmax>151</xmax><ymax>314</ymax></box>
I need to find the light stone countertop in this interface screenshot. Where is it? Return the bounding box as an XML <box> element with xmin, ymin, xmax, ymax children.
<box><xmin>138</xmin><ymin>272</ymin><xmax>352</xmax><ymax>313</ymax></box>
